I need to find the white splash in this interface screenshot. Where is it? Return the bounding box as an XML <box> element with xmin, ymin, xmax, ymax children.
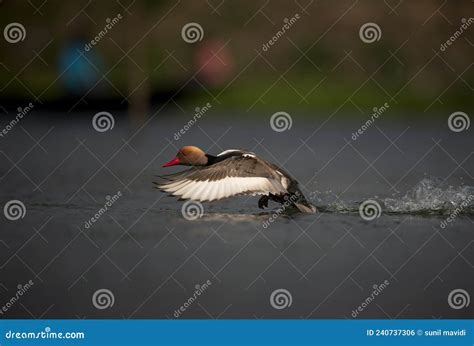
<box><xmin>383</xmin><ymin>178</ymin><xmax>473</xmax><ymax>214</ymax></box>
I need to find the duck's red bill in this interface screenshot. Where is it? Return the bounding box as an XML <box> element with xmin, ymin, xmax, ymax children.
<box><xmin>162</xmin><ymin>157</ymin><xmax>180</xmax><ymax>167</ymax></box>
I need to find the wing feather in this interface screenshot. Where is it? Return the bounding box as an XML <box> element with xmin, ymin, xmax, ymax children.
<box><xmin>155</xmin><ymin>156</ymin><xmax>288</xmax><ymax>202</ymax></box>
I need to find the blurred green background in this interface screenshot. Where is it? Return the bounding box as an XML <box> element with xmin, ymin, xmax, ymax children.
<box><xmin>1</xmin><ymin>0</ymin><xmax>473</xmax><ymax>115</ymax></box>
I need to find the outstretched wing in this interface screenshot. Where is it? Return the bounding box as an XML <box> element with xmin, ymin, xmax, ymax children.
<box><xmin>154</xmin><ymin>156</ymin><xmax>289</xmax><ymax>202</ymax></box>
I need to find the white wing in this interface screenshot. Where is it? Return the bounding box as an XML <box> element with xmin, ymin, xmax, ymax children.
<box><xmin>158</xmin><ymin>176</ymin><xmax>286</xmax><ymax>202</ymax></box>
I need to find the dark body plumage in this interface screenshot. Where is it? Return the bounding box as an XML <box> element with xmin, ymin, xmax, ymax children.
<box><xmin>155</xmin><ymin>149</ymin><xmax>316</xmax><ymax>213</ymax></box>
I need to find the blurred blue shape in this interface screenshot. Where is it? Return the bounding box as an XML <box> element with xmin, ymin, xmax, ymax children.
<box><xmin>58</xmin><ymin>39</ymin><xmax>104</xmax><ymax>95</ymax></box>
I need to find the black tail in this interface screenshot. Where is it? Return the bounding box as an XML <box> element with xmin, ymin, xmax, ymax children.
<box><xmin>273</xmin><ymin>190</ymin><xmax>317</xmax><ymax>214</ymax></box>
<box><xmin>293</xmin><ymin>194</ymin><xmax>317</xmax><ymax>214</ymax></box>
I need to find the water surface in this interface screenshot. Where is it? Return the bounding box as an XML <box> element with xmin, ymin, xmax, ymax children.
<box><xmin>0</xmin><ymin>113</ymin><xmax>472</xmax><ymax>318</ymax></box>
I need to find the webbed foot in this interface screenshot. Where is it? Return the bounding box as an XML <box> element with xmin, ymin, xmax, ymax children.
<box><xmin>258</xmin><ymin>195</ymin><xmax>269</xmax><ymax>209</ymax></box>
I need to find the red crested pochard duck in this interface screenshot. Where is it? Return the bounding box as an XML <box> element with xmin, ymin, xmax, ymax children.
<box><xmin>154</xmin><ymin>146</ymin><xmax>317</xmax><ymax>213</ymax></box>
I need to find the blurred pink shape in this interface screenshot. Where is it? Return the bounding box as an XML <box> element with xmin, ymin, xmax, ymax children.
<box><xmin>194</xmin><ymin>39</ymin><xmax>234</xmax><ymax>87</ymax></box>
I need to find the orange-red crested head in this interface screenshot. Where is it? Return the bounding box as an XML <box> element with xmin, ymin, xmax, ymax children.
<box><xmin>162</xmin><ymin>146</ymin><xmax>207</xmax><ymax>167</ymax></box>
